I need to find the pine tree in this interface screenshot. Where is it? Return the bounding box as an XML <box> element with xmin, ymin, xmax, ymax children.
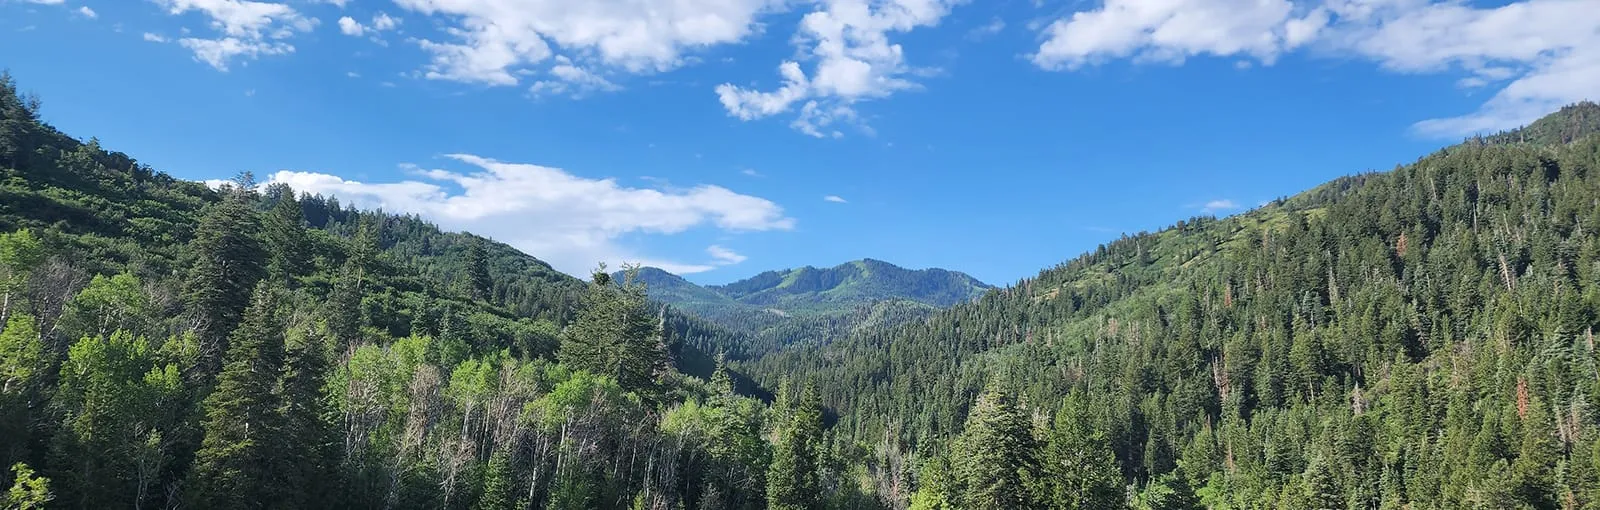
<box><xmin>956</xmin><ymin>383</ymin><xmax>1041</xmax><ymax>509</ymax></box>
<box><xmin>1040</xmin><ymin>389</ymin><xmax>1126</xmax><ymax>510</ymax></box>
<box><xmin>262</xmin><ymin>184</ymin><xmax>311</xmax><ymax>287</ymax></box>
<box><xmin>464</xmin><ymin>236</ymin><xmax>492</xmax><ymax>301</ymax></box>
<box><xmin>183</xmin><ymin>193</ymin><xmax>266</xmax><ymax>373</ymax></box>
<box><xmin>476</xmin><ymin>449</ymin><xmax>512</xmax><ymax>510</ymax></box>
<box><xmin>768</xmin><ymin>383</ymin><xmax>823</xmax><ymax>510</ymax></box>
<box><xmin>185</xmin><ymin>285</ymin><xmax>287</xmax><ymax>509</ymax></box>
<box><xmin>1303</xmin><ymin>455</ymin><xmax>1343</xmax><ymax>510</ymax></box>
<box><xmin>558</xmin><ymin>266</ymin><xmax>666</xmax><ymax>393</ymax></box>
<box><xmin>270</xmin><ymin>326</ymin><xmax>335</xmax><ymax>508</ymax></box>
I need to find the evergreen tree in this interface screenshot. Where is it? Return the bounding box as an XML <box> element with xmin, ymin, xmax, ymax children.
<box><xmin>1039</xmin><ymin>389</ymin><xmax>1126</xmax><ymax>510</ymax></box>
<box><xmin>558</xmin><ymin>266</ymin><xmax>666</xmax><ymax>393</ymax></box>
<box><xmin>185</xmin><ymin>286</ymin><xmax>287</xmax><ymax>509</ymax></box>
<box><xmin>476</xmin><ymin>449</ymin><xmax>512</xmax><ymax>510</ymax></box>
<box><xmin>768</xmin><ymin>383</ymin><xmax>823</xmax><ymax>510</ymax></box>
<box><xmin>183</xmin><ymin>191</ymin><xmax>266</xmax><ymax>373</ymax></box>
<box><xmin>956</xmin><ymin>383</ymin><xmax>1041</xmax><ymax>509</ymax></box>
<box><xmin>270</xmin><ymin>326</ymin><xmax>335</xmax><ymax>508</ymax></box>
<box><xmin>262</xmin><ymin>184</ymin><xmax>311</xmax><ymax>287</ymax></box>
<box><xmin>464</xmin><ymin>236</ymin><xmax>492</xmax><ymax>302</ymax></box>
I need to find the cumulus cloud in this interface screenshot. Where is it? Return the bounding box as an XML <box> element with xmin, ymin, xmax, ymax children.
<box><xmin>823</xmin><ymin>195</ymin><xmax>847</xmax><ymax>203</ymax></box>
<box><xmin>156</xmin><ymin>0</ymin><xmax>316</xmax><ymax>71</ymax></box>
<box><xmin>393</xmin><ymin>0</ymin><xmax>776</xmax><ymax>91</ymax></box>
<box><xmin>264</xmin><ymin>154</ymin><xmax>794</xmax><ymax>276</ymax></box>
<box><xmin>1031</xmin><ymin>0</ymin><xmax>1600</xmax><ymax>137</ymax></box>
<box><xmin>75</xmin><ymin>6</ymin><xmax>94</xmax><ymax>18</ymax></box>
<box><xmin>339</xmin><ymin>12</ymin><xmax>401</xmax><ymax>38</ymax></box>
<box><xmin>143</xmin><ymin>32</ymin><xmax>170</xmax><ymax>42</ymax></box>
<box><xmin>716</xmin><ymin>0</ymin><xmax>958</xmax><ymax>137</ymax></box>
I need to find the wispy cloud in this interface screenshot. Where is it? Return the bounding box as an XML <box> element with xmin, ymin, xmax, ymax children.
<box><xmin>740</xmin><ymin>168</ymin><xmax>763</xmax><ymax>177</ymax></box>
<box><xmin>707</xmin><ymin>245</ymin><xmax>747</xmax><ymax>264</ymax></box>
<box><xmin>1200</xmin><ymin>199</ymin><xmax>1240</xmax><ymax>213</ymax></box>
<box><xmin>823</xmin><ymin>195</ymin><xmax>848</xmax><ymax>203</ymax></box>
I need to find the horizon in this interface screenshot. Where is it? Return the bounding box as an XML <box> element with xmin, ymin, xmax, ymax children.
<box><xmin>3</xmin><ymin>0</ymin><xmax>1595</xmax><ymax>286</ymax></box>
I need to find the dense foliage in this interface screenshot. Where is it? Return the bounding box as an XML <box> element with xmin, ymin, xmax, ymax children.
<box><xmin>744</xmin><ymin>102</ymin><xmax>1600</xmax><ymax>508</ymax></box>
<box><xmin>0</xmin><ymin>74</ymin><xmax>778</xmax><ymax>509</ymax></box>
<box><xmin>8</xmin><ymin>66</ymin><xmax>1600</xmax><ymax>510</ymax></box>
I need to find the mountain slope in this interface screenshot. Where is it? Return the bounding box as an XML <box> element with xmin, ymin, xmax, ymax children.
<box><xmin>743</xmin><ymin>105</ymin><xmax>1600</xmax><ymax>507</ymax></box>
<box><xmin>626</xmin><ymin>260</ymin><xmax>989</xmax><ymax>354</ymax></box>
<box><xmin>710</xmin><ymin>258</ymin><xmax>992</xmax><ymax>310</ymax></box>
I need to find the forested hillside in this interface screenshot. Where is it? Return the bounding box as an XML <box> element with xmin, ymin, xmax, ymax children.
<box><xmin>7</xmin><ymin>63</ymin><xmax>1600</xmax><ymax>510</ymax></box>
<box><xmin>630</xmin><ymin>260</ymin><xmax>990</xmax><ymax>355</ymax></box>
<box><xmin>0</xmin><ymin>74</ymin><xmax>793</xmax><ymax>509</ymax></box>
<box><xmin>742</xmin><ymin>102</ymin><xmax>1600</xmax><ymax>508</ymax></box>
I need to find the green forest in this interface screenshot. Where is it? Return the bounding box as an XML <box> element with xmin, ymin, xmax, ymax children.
<box><xmin>4</xmin><ymin>69</ymin><xmax>1600</xmax><ymax>510</ymax></box>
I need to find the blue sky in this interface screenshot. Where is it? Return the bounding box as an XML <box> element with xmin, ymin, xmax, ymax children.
<box><xmin>2</xmin><ymin>0</ymin><xmax>1596</xmax><ymax>286</ymax></box>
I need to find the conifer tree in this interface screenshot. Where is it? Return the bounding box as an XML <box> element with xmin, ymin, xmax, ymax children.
<box><xmin>1039</xmin><ymin>389</ymin><xmax>1126</xmax><ymax>510</ymax></box>
<box><xmin>559</xmin><ymin>265</ymin><xmax>666</xmax><ymax>393</ymax></box>
<box><xmin>183</xmin><ymin>190</ymin><xmax>266</xmax><ymax>373</ymax></box>
<box><xmin>476</xmin><ymin>449</ymin><xmax>512</xmax><ymax>510</ymax></box>
<box><xmin>956</xmin><ymin>383</ymin><xmax>1040</xmax><ymax>509</ymax></box>
<box><xmin>464</xmin><ymin>236</ymin><xmax>492</xmax><ymax>302</ymax></box>
<box><xmin>270</xmin><ymin>326</ymin><xmax>335</xmax><ymax>507</ymax></box>
<box><xmin>768</xmin><ymin>382</ymin><xmax>823</xmax><ymax>510</ymax></box>
<box><xmin>262</xmin><ymin>184</ymin><xmax>311</xmax><ymax>287</ymax></box>
<box><xmin>185</xmin><ymin>285</ymin><xmax>287</xmax><ymax>509</ymax></box>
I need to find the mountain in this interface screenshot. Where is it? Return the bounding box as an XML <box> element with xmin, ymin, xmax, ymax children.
<box><xmin>743</xmin><ymin>104</ymin><xmax>1600</xmax><ymax>507</ymax></box>
<box><xmin>622</xmin><ymin>259</ymin><xmax>991</xmax><ymax>353</ymax></box>
<box><xmin>710</xmin><ymin>258</ymin><xmax>992</xmax><ymax>310</ymax></box>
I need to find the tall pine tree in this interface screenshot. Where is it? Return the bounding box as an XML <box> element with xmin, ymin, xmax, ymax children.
<box><xmin>767</xmin><ymin>382</ymin><xmax>823</xmax><ymax>510</ymax></box>
<box><xmin>185</xmin><ymin>285</ymin><xmax>287</xmax><ymax>509</ymax></box>
<box><xmin>956</xmin><ymin>383</ymin><xmax>1041</xmax><ymax>509</ymax></box>
<box><xmin>183</xmin><ymin>187</ymin><xmax>265</xmax><ymax>374</ymax></box>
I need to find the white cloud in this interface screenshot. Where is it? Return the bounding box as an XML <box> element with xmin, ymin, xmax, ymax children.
<box><xmin>316</xmin><ymin>0</ymin><xmax>348</xmax><ymax>7</ymax></box>
<box><xmin>1201</xmin><ymin>199</ymin><xmax>1239</xmax><ymax>213</ymax></box>
<box><xmin>265</xmin><ymin>154</ymin><xmax>794</xmax><ymax>276</ymax></box>
<box><xmin>741</xmin><ymin>168</ymin><xmax>763</xmax><ymax>177</ymax></box>
<box><xmin>716</xmin><ymin>0</ymin><xmax>959</xmax><ymax>137</ymax></box>
<box><xmin>393</xmin><ymin>0</ymin><xmax>776</xmax><ymax>88</ymax></box>
<box><xmin>371</xmin><ymin>12</ymin><xmax>400</xmax><ymax>31</ymax></box>
<box><xmin>143</xmin><ymin>32</ymin><xmax>170</xmax><ymax>42</ymax></box>
<box><xmin>1032</xmin><ymin>0</ymin><xmax>1600</xmax><ymax>137</ymax></box>
<box><xmin>339</xmin><ymin>12</ymin><xmax>401</xmax><ymax>38</ymax></box>
<box><xmin>707</xmin><ymin>245</ymin><xmax>748</xmax><ymax>264</ymax></box>
<box><xmin>530</xmin><ymin>56</ymin><xmax>621</xmax><ymax>98</ymax></box>
<box><xmin>1032</xmin><ymin>0</ymin><xmax>1320</xmax><ymax>70</ymax></box>
<box><xmin>75</xmin><ymin>6</ymin><xmax>95</xmax><ymax>18</ymax></box>
<box><xmin>180</xmin><ymin>37</ymin><xmax>294</xmax><ymax>71</ymax></box>
<box><xmin>338</xmin><ymin>16</ymin><xmax>365</xmax><ymax>36</ymax></box>
<box><xmin>18</xmin><ymin>0</ymin><xmax>64</xmax><ymax>4</ymax></box>
<box><xmin>823</xmin><ymin>195</ymin><xmax>847</xmax><ymax>203</ymax></box>
<box><xmin>157</xmin><ymin>0</ymin><xmax>316</xmax><ymax>71</ymax></box>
